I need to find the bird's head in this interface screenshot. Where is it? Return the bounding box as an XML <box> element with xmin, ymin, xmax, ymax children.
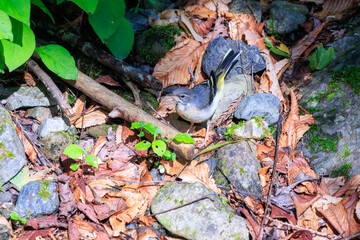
<box><xmin>168</xmin><ymin>87</ymin><xmax>194</xmax><ymax>105</ymax></box>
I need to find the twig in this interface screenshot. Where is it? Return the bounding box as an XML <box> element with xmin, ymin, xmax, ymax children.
<box><xmin>258</xmin><ymin>114</ymin><xmax>283</xmax><ymax>240</ymax></box>
<box><xmin>147</xmin><ymin>193</ymin><xmax>218</xmax><ymax>217</ymax></box>
<box><xmin>123</xmin><ymin>78</ymin><xmax>142</xmax><ymax>107</ymax></box>
<box><xmin>339</xmin><ymin>231</ymin><xmax>360</xmax><ymax>240</ymax></box>
<box><xmin>26</xmin><ymin>58</ymin><xmax>74</xmax><ymax>117</ymax></box>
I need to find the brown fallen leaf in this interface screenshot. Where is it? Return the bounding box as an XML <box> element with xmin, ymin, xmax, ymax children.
<box><xmin>315</xmin><ymin>0</ymin><xmax>358</xmax><ymax>21</ymax></box>
<box><xmin>15</xmin><ymin>125</ymin><xmax>36</xmax><ymax>163</ymax></box>
<box><xmin>74</xmin><ymin>108</ymin><xmax>108</xmax><ymax>128</ymax></box>
<box><xmin>153</xmin><ymin>38</ymin><xmax>209</xmax><ymax>88</ymax></box>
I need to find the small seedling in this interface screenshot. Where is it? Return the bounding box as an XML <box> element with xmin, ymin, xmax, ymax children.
<box><xmin>63</xmin><ymin>144</ymin><xmax>99</xmax><ymax>171</ymax></box>
<box><xmin>264</xmin><ymin>37</ymin><xmax>290</xmax><ymax>58</ymax></box>
<box><xmin>10</xmin><ymin>212</ymin><xmax>26</xmax><ymax>225</ymax></box>
<box><xmin>309</xmin><ymin>45</ymin><xmax>334</xmax><ymax>71</ymax></box>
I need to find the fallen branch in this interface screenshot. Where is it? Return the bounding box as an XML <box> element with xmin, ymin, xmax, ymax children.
<box><xmin>64</xmin><ymin>71</ymin><xmax>195</xmax><ymax>160</ymax></box>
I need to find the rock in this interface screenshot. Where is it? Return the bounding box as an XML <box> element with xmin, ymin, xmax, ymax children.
<box><xmin>26</xmin><ymin>107</ymin><xmax>52</xmax><ymax>121</ymax></box>
<box><xmin>87</xmin><ymin>124</ymin><xmax>111</xmax><ymax>138</ymax></box>
<box><xmin>0</xmin><ymin>107</ymin><xmax>26</xmax><ymax>185</ymax></box>
<box><xmin>0</xmin><ymin>84</ymin><xmax>12</xmax><ymax>99</ymax></box>
<box><xmin>0</xmin><ymin>202</ymin><xmax>14</xmax><ymax>220</ymax></box>
<box><xmin>5</xmin><ymin>85</ymin><xmax>56</xmax><ymax>110</ymax></box>
<box><xmin>125</xmin><ymin>11</ymin><xmax>149</xmax><ymax>34</ymax></box>
<box><xmin>268</xmin><ymin>1</ymin><xmax>308</xmax><ymax>34</ymax></box>
<box><xmin>212</xmin><ymin>75</ymin><xmax>254</xmax><ymax>123</ymax></box>
<box><xmin>143</xmin><ymin>0</ymin><xmax>177</xmax><ymax>13</ymax></box>
<box><xmin>229</xmin><ymin>0</ymin><xmax>262</xmax><ymax>23</ymax></box>
<box><xmin>37</xmin><ymin>117</ymin><xmax>70</xmax><ymax>138</ymax></box>
<box><xmin>233</xmin><ymin>119</ymin><xmax>269</xmax><ymax>140</ymax></box>
<box><xmin>151</xmin><ymin>182</ymin><xmax>249</xmax><ymax>240</ymax></box>
<box><xmin>39</xmin><ymin>132</ymin><xmax>72</xmax><ymax>163</ymax></box>
<box><xmin>213</xmin><ymin>141</ymin><xmax>261</xmax><ymax>194</ymax></box>
<box><xmin>0</xmin><ymin>224</ymin><xmax>11</xmax><ymax>240</ymax></box>
<box><xmin>13</xmin><ymin>180</ymin><xmax>59</xmax><ymax>219</ymax></box>
<box><xmin>235</xmin><ymin>93</ymin><xmax>280</xmax><ymax>125</ymax></box>
<box><xmin>299</xmin><ymin>17</ymin><xmax>360</xmax><ymax>178</ymax></box>
<box><xmin>203</xmin><ymin>36</ymin><xmax>266</xmax><ymax>78</ymax></box>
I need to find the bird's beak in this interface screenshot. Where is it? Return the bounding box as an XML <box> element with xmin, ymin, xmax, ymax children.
<box><xmin>168</xmin><ymin>94</ymin><xmax>179</xmax><ymax>102</ymax></box>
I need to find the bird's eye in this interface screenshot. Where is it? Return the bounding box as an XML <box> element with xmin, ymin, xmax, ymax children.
<box><xmin>179</xmin><ymin>94</ymin><xmax>186</xmax><ymax>99</ymax></box>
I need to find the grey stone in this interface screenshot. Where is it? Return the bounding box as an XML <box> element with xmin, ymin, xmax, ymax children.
<box><xmin>151</xmin><ymin>182</ymin><xmax>249</xmax><ymax>240</ymax></box>
<box><xmin>203</xmin><ymin>37</ymin><xmax>266</xmax><ymax>77</ymax></box>
<box><xmin>299</xmin><ymin>18</ymin><xmax>360</xmax><ymax>178</ymax></box>
<box><xmin>235</xmin><ymin>93</ymin><xmax>280</xmax><ymax>125</ymax></box>
<box><xmin>0</xmin><ymin>84</ymin><xmax>12</xmax><ymax>99</ymax></box>
<box><xmin>213</xmin><ymin>141</ymin><xmax>261</xmax><ymax>194</ymax></box>
<box><xmin>39</xmin><ymin>132</ymin><xmax>72</xmax><ymax>163</ymax></box>
<box><xmin>0</xmin><ymin>107</ymin><xmax>26</xmax><ymax>185</ymax></box>
<box><xmin>26</xmin><ymin>107</ymin><xmax>52</xmax><ymax>121</ymax></box>
<box><xmin>143</xmin><ymin>0</ymin><xmax>177</xmax><ymax>13</ymax></box>
<box><xmin>5</xmin><ymin>85</ymin><xmax>56</xmax><ymax>110</ymax></box>
<box><xmin>0</xmin><ymin>224</ymin><xmax>11</xmax><ymax>240</ymax></box>
<box><xmin>37</xmin><ymin>117</ymin><xmax>70</xmax><ymax>138</ymax></box>
<box><xmin>229</xmin><ymin>0</ymin><xmax>262</xmax><ymax>23</ymax></box>
<box><xmin>233</xmin><ymin>119</ymin><xmax>269</xmax><ymax>140</ymax></box>
<box><xmin>87</xmin><ymin>124</ymin><xmax>110</xmax><ymax>138</ymax></box>
<box><xmin>13</xmin><ymin>180</ymin><xmax>59</xmax><ymax>219</ymax></box>
<box><xmin>268</xmin><ymin>1</ymin><xmax>308</xmax><ymax>34</ymax></box>
<box><xmin>125</xmin><ymin>11</ymin><xmax>149</xmax><ymax>34</ymax></box>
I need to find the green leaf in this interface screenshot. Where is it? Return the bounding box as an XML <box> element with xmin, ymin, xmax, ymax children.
<box><xmin>68</xmin><ymin>93</ymin><xmax>75</xmax><ymax>104</ymax></box>
<box><xmin>70</xmin><ymin>162</ymin><xmax>80</xmax><ymax>171</ymax></box>
<box><xmin>63</xmin><ymin>144</ymin><xmax>83</xmax><ymax>159</ymax></box>
<box><xmin>0</xmin><ymin>10</ymin><xmax>13</xmax><ymax>41</ymax></box>
<box><xmin>0</xmin><ymin>0</ymin><xmax>31</xmax><ymax>26</ymax></box>
<box><xmin>264</xmin><ymin>37</ymin><xmax>273</xmax><ymax>48</ymax></box>
<box><xmin>137</xmin><ymin>131</ymin><xmax>144</xmax><ymax>137</ymax></box>
<box><xmin>144</xmin><ymin>123</ymin><xmax>161</xmax><ymax>137</ymax></box>
<box><xmin>19</xmin><ymin>218</ymin><xmax>27</xmax><ymax>225</ymax></box>
<box><xmin>85</xmin><ymin>145</ymin><xmax>91</xmax><ymax>152</ymax></box>
<box><xmin>264</xmin><ymin>37</ymin><xmax>290</xmax><ymax>58</ymax></box>
<box><xmin>9</xmin><ymin>166</ymin><xmax>29</xmax><ymax>189</ymax></box>
<box><xmin>10</xmin><ymin>212</ymin><xmax>19</xmax><ymax>220</ymax></box>
<box><xmin>31</xmin><ymin>0</ymin><xmax>55</xmax><ymax>23</ymax></box>
<box><xmin>35</xmin><ymin>45</ymin><xmax>78</xmax><ymax>80</ymax></box>
<box><xmin>164</xmin><ymin>150</ymin><xmax>176</xmax><ymax>161</ymax></box>
<box><xmin>130</xmin><ymin>121</ymin><xmax>145</xmax><ymax>130</ymax></box>
<box><xmin>85</xmin><ymin>154</ymin><xmax>98</xmax><ymax>168</ymax></box>
<box><xmin>309</xmin><ymin>45</ymin><xmax>334</xmax><ymax>71</ymax></box>
<box><xmin>152</xmin><ymin>140</ymin><xmax>166</xmax><ymax>156</ymax></box>
<box><xmin>88</xmin><ymin>0</ymin><xmax>126</xmax><ymax>42</ymax></box>
<box><xmin>105</xmin><ymin>17</ymin><xmax>134</xmax><ymax>59</ymax></box>
<box><xmin>0</xmin><ymin>19</ymin><xmax>35</xmax><ymax>72</ymax></box>
<box><xmin>134</xmin><ymin>140</ymin><xmax>151</xmax><ymax>150</ymax></box>
<box><xmin>195</xmin><ymin>140</ymin><xmax>248</xmax><ymax>158</ymax></box>
<box><xmin>70</xmin><ymin>0</ymin><xmax>98</xmax><ymax>14</ymax></box>
<box><xmin>173</xmin><ymin>133</ymin><xmax>195</xmax><ymax>143</ymax></box>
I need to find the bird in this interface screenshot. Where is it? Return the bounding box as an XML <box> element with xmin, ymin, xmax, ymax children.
<box><xmin>169</xmin><ymin>49</ymin><xmax>240</xmax><ymax>145</ymax></box>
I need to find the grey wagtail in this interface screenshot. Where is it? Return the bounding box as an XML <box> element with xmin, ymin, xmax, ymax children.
<box><xmin>169</xmin><ymin>49</ymin><xmax>240</xmax><ymax>144</ymax></box>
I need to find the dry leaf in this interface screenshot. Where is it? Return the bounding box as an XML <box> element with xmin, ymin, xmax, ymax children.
<box><xmin>24</xmin><ymin>71</ymin><xmax>36</xmax><ymax>86</ymax></box>
<box><xmin>153</xmin><ymin>38</ymin><xmax>209</xmax><ymax>88</ymax></box>
<box><xmin>315</xmin><ymin>0</ymin><xmax>358</xmax><ymax>20</ymax></box>
<box><xmin>15</xmin><ymin>125</ymin><xmax>36</xmax><ymax>163</ymax></box>
<box><xmin>74</xmin><ymin>108</ymin><xmax>108</xmax><ymax>128</ymax></box>
<box><xmin>205</xmin><ymin>16</ymin><xmax>229</xmax><ymax>40</ymax></box>
<box><xmin>180</xmin><ymin>11</ymin><xmax>204</xmax><ymax>42</ymax></box>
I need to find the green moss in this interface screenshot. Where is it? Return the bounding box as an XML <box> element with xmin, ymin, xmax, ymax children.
<box><xmin>342</xmin><ymin>145</ymin><xmax>350</xmax><ymax>158</ymax></box>
<box><xmin>232</xmin><ymin>233</ymin><xmax>242</xmax><ymax>239</ymax></box>
<box><xmin>306</xmin><ymin>125</ymin><xmax>338</xmax><ymax>153</ymax></box>
<box><xmin>239</xmin><ymin>167</ymin><xmax>245</xmax><ymax>175</ymax></box>
<box><xmin>141</xmin><ymin>92</ymin><xmax>159</xmax><ymax>112</ymax></box>
<box><xmin>0</xmin><ymin>141</ymin><xmax>15</xmax><ymax>160</ymax></box>
<box><xmin>330</xmin><ymin>163</ymin><xmax>352</xmax><ymax>179</ymax></box>
<box><xmin>137</xmin><ymin>24</ymin><xmax>181</xmax><ymax>64</ymax></box>
<box><xmin>330</xmin><ymin>66</ymin><xmax>360</xmax><ymax>94</ymax></box>
<box><xmin>159</xmin><ymin>215</ymin><xmax>172</xmax><ymax>228</ymax></box>
<box><xmin>229</xmin><ymin>213</ymin><xmax>234</xmax><ymax>220</ymax></box>
<box><xmin>38</xmin><ymin>181</ymin><xmax>52</xmax><ymax>201</ymax></box>
<box><xmin>224</xmin><ymin>121</ymin><xmax>245</xmax><ymax>140</ymax></box>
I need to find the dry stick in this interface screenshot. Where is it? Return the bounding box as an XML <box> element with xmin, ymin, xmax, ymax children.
<box><xmin>26</xmin><ymin>58</ymin><xmax>74</xmax><ymax>118</ymax></box>
<box><xmin>257</xmin><ymin>114</ymin><xmax>283</xmax><ymax>240</ymax></box>
<box><xmin>64</xmin><ymin>71</ymin><xmax>195</xmax><ymax>161</ymax></box>
<box><xmin>340</xmin><ymin>231</ymin><xmax>360</xmax><ymax>240</ymax></box>
<box><xmin>147</xmin><ymin>193</ymin><xmax>218</xmax><ymax>217</ymax></box>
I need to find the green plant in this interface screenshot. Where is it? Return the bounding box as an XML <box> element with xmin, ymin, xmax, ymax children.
<box><xmin>63</xmin><ymin>144</ymin><xmax>99</xmax><ymax>171</ymax></box>
<box><xmin>307</xmin><ymin>125</ymin><xmax>338</xmax><ymax>153</ymax></box>
<box><xmin>264</xmin><ymin>37</ymin><xmax>290</xmax><ymax>58</ymax></box>
<box><xmin>0</xmin><ymin>0</ymin><xmax>133</xmax><ymax>77</ymax></box>
<box><xmin>224</xmin><ymin>121</ymin><xmax>245</xmax><ymax>140</ymax></box>
<box><xmin>10</xmin><ymin>212</ymin><xmax>26</xmax><ymax>225</ymax></box>
<box><xmin>342</xmin><ymin>145</ymin><xmax>350</xmax><ymax>158</ymax></box>
<box><xmin>330</xmin><ymin>163</ymin><xmax>352</xmax><ymax>179</ymax></box>
<box><xmin>309</xmin><ymin>45</ymin><xmax>334</xmax><ymax>71</ymax></box>
<box><xmin>130</xmin><ymin>121</ymin><xmax>195</xmax><ymax>171</ymax></box>
<box><xmin>330</xmin><ymin>66</ymin><xmax>360</xmax><ymax>94</ymax></box>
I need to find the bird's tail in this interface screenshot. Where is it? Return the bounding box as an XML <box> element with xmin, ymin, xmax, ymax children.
<box><xmin>209</xmin><ymin>49</ymin><xmax>240</xmax><ymax>101</ymax></box>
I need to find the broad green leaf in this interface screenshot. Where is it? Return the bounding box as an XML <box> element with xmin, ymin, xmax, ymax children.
<box><xmin>309</xmin><ymin>45</ymin><xmax>334</xmax><ymax>71</ymax></box>
<box><xmin>164</xmin><ymin>150</ymin><xmax>176</xmax><ymax>161</ymax></box>
<box><xmin>0</xmin><ymin>19</ymin><xmax>35</xmax><ymax>72</ymax></box>
<box><xmin>63</xmin><ymin>144</ymin><xmax>83</xmax><ymax>159</ymax></box>
<box><xmin>264</xmin><ymin>37</ymin><xmax>290</xmax><ymax>58</ymax></box>
<box><xmin>137</xmin><ymin>131</ymin><xmax>144</xmax><ymax>137</ymax></box>
<box><xmin>88</xmin><ymin>0</ymin><xmax>126</xmax><ymax>42</ymax></box>
<box><xmin>31</xmin><ymin>0</ymin><xmax>55</xmax><ymax>23</ymax></box>
<box><xmin>152</xmin><ymin>140</ymin><xmax>166</xmax><ymax>156</ymax></box>
<box><xmin>173</xmin><ymin>133</ymin><xmax>195</xmax><ymax>143</ymax></box>
<box><xmin>19</xmin><ymin>218</ymin><xmax>27</xmax><ymax>225</ymax></box>
<box><xmin>134</xmin><ymin>140</ymin><xmax>151</xmax><ymax>150</ymax></box>
<box><xmin>264</xmin><ymin>37</ymin><xmax>273</xmax><ymax>48</ymax></box>
<box><xmin>10</xmin><ymin>212</ymin><xmax>19</xmax><ymax>220</ymax></box>
<box><xmin>36</xmin><ymin>45</ymin><xmax>78</xmax><ymax>80</ymax></box>
<box><xmin>105</xmin><ymin>17</ymin><xmax>134</xmax><ymax>59</ymax></box>
<box><xmin>85</xmin><ymin>154</ymin><xmax>98</xmax><ymax>168</ymax></box>
<box><xmin>9</xmin><ymin>166</ymin><xmax>29</xmax><ymax>189</ymax></box>
<box><xmin>0</xmin><ymin>10</ymin><xmax>13</xmax><ymax>41</ymax></box>
<box><xmin>70</xmin><ymin>162</ymin><xmax>80</xmax><ymax>171</ymax></box>
<box><xmin>144</xmin><ymin>123</ymin><xmax>161</xmax><ymax>137</ymax></box>
<box><xmin>130</xmin><ymin>121</ymin><xmax>145</xmax><ymax>130</ymax></box>
<box><xmin>0</xmin><ymin>0</ymin><xmax>31</xmax><ymax>26</ymax></box>
<box><xmin>70</xmin><ymin>0</ymin><xmax>98</xmax><ymax>14</ymax></box>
